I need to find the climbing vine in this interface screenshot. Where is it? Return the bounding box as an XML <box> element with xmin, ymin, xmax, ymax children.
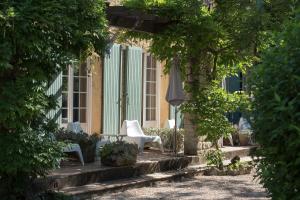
<box><xmin>121</xmin><ymin>0</ymin><xmax>257</xmax><ymax>148</ymax></box>
<box><xmin>122</xmin><ymin>0</ymin><xmax>298</xmax><ymax>151</ymax></box>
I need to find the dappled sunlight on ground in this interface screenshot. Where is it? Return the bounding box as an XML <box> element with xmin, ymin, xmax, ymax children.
<box><xmin>98</xmin><ymin>172</ymin><xmax>269</xmax><ymax>200</ymax></box>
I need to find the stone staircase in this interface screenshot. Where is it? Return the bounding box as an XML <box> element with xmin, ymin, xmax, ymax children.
<box><xmin>49</xmin><ymin>146</ymin><xmax>254</xmax><ymax>200</ymax></box>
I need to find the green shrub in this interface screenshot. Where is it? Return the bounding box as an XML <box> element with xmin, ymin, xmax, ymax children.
<box><xmin>0</xmin><ymin>0</ymin><xmax>107</xmax><ymax>199</ymax></box>
<box><xmin>143</xmin><ymin>128</ymin><xmax>184</xmax><ymax>151</ymax></box>
<box><xmin>182</xmin><ymin>83</ymin><xmax>250</xmax><ymax>150</ymax></box>
<box><xmin>55</xmin><ymin>129</ymin><xmax>99</xmax><ymax>162</ymax></box>
<box><xmin>227</xmin><ymin>156</ymin><xmax>245</xmax><ymax>171</ymax></box>
<box><xmin>0</xmin><ymin>129</ymin><xmax>64</xmax><ymax>199</ymax></box>
<box><xmin>205</xmin><ymin>149</ymin><xmax>224</xmax><ymax>170</ymax></box>
<box><xmin>251</xmin><ymin>18</ymin><xmax>300</xmax><ymax>199</ymax></box>
<box><xmin>100</xmin><ymin>141</ymin><xmax>139</xmax><ymax>167</ymax></box>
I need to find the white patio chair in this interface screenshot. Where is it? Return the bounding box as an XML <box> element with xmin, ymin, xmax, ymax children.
<box><xmin>50</xmin><ymin>131</ymin><xmax>85</xmax><ymax>166</ymax></box>
<box><xmin>95</xmin><ymin>134</ymin><xmax>111</xmax><ymax>161</ymax></box>
<box><xmin>63</xmin><ymin>143</ymin><xmax>84</xmax><ymax>166</ymax></box>
<box><xmin>67</xmin><ymin>122</ymin><xmax>83</xmax><ymax>134</ymax></box>
<box><xmin>64</xmin><ymin>122</ymin><xmax>85</xmax><ymax>165</ymax></box>
<box><xmin>164</xmin><ymin>119</ymin><xmax>175</xmax><ymax>129</ymax></box>
<box><xmin>121</xmin><ymin>120</ymin><xmax>164</xmax><ymax>153</ymax></box>
<box><xmin>238</xmin><ymin>117</ymin><xmax>254</xmax><ymax>144</ymax></box>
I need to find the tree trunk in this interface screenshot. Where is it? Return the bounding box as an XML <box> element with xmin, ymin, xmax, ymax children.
<box><xmin>183</xmin><ymin>57</ymin><xmax>213</xmax><ymax>155</ymax></box>
<box><xmin>183</xmin><ymin>113</ymin><xmax>199</xmax><ymax>155</ymax></box>
<box><xmin>183</xmin><ymin>58</ymin><xmax>199</xmax><ymax>155</ymax></box>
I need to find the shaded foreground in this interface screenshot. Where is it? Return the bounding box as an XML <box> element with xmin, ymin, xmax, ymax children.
<box><xmin>97</xmin><ymin>172</ymin><xmax>269</xmax><ymax>200</ymax></box>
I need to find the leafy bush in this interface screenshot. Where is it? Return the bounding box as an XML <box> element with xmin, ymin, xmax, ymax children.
<box><xmin>251</xmin><ymin>18</ymin><xmax>300</xmax><ymax>198</ymax></box>
<box><xmin>227</xmin><ymin>156</ymin><xmax>247</xmax><ymax>171</ymax></box>
<box><xmin>0</xmin><ymin>0</ymin><xmax>107</xmax><ymax>199</ymax></box>
<box><xmin>0</xmin><ymin>129</ymin><xmax>64</xmax><ymax>199</ymax></box>
<box><xmin>55</xmin><ymin>128</ymin><xmax>100</xmax><ymax>163</ymax></box>
<box><xmin>100</xmin><ymin>141</ymin><xmax>139</xmax><ymax>167</ymax></box>
<box><xmin>143</xmin><ymin>128</ymin><xmax>184</xmax><ymax>151</ymax></box>
<box><xmin>205</xmin><ymin>149</ymin><xmax>224</xmax><ymax>170</ymax></box>
<box><xmin>183</xmin><ymin>83</ymin><xmax>250</xmax><ymax>149</ymax></box>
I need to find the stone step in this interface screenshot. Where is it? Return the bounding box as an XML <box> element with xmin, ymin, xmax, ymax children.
<box><xmin>189</xmin><ymin>146</ymin><xmax>254</xmax><ymax>165</ymax></box>
<box><xmin>48</xmin><ymin>146</ymin><xmax>255</xmax><ymax>190</ymax></box>
<box><xmin>222</xmin><ymin>146</ymin><xmax>255</xmax><ymax>160</ymax></box>
<box><xmin>61</xmin><ymin>156</ymin><xmax>253</xmax><ymax>200</ymax></box>
<box><xmin>49</xmin><ymin>156</ymin><xmax>193</xmax><ymax>190</ymax></box>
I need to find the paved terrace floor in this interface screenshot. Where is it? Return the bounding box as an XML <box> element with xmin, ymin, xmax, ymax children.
<box><xmin>50</xmin><ymin>149</ymin><xmax>176</xmax><ymax>177</ymax></box>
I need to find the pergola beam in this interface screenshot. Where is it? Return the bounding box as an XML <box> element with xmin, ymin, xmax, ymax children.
<box><xmin>106</xmin><ymin>6</ymin><xmax>175</xmax><ymax>33</ymax></box>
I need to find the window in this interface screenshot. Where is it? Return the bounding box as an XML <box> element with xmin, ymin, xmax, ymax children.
<box><xmin>62</xmin><ymin>66</ymin><xmax>69</xmax><ymax>124</ymax></box>
<box><xmin>73</xmin><ymin>63</ymin><xmax>88</xmax><ymax>123</ymax></box>
<box><xmin>145</xmin><ymin>55</ymin><xmax>157</xmax><ymax>121</ymax></box>
<box><xmin>61</xmin><ymin>63</ymin><xmax>90</xmax><ymax>131</ymax></box>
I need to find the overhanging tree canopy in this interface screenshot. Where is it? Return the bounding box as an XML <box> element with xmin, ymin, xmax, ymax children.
<box><xmin>0</xmin><ymin>0</ymin><xmax>108</xmax><ymax>198</ymax></box>
<box><xmin>109</xmin><ymin>0</ymin><xmax>299</xmax><ymax>155</ymax></box>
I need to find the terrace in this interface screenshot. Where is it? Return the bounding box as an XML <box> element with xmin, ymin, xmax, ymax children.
<box><xmin>48</xmin><ymin>146</ymin><xmax>253</xmax><ymax>199</ymax></box>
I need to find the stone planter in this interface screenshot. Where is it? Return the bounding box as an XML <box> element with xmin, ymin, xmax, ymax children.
<box><xmin>238</xmin><ymin>133</ymin><xmax>250</xmax><ymax>146</ymax></box>
<box><xmin>100</xmin><ymin>141</ymin><xmax>138</xmax><ymax>167</ymax></box>
<box><xmin>80</xmin><ymin>142</ymin><xmax>96</xmax><ymax>163</ymax></box>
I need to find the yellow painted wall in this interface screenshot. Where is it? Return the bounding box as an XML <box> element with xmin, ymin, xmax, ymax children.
<box><xmin>91</xmin><ymin>55</ymin><xmax>102</xmax><ymax>135</ymax></box>
<box><xmin>159</xmin><ymin>62</ymin><xmax>170</xmax><ymax>128</ymax></box>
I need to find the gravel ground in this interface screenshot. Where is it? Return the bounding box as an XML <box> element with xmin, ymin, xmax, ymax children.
<box><xmin>97</xmin><ymin>172</ymin><xmax>269</xmax><ymax>200</ymax></box>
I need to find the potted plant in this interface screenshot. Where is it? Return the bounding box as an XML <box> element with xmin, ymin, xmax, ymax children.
<box><xmin>100</xmin><ymin>141</ymin><xmax>138</xmax><ymax>167</ymax></box>
<box><xmin>55</xmin><ymin>128</ymin><xmax>99</xmax><ymax>163</ymax></box>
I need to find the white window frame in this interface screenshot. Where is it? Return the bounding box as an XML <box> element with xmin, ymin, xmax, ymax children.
<box><xmin>142</xmin><ymin>53</ymin><xmax>161</xmax><ymax>128</ymax></box>
<box><xmin>61</xmin><ymin>60</ymin><xmax>92</xmax><ymax>133</ymax></box>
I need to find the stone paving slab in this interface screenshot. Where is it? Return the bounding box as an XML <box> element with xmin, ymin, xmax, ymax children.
<box><xmin>61</xmin><ymin>157</ymin><xmax>254</xmax><ymax>200</ymax></box>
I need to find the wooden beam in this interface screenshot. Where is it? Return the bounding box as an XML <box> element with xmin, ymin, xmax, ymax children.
<box><xmin>106</xmin><ymin>6</ymin><xmax>175</xmax><ymax>33</ymax></box>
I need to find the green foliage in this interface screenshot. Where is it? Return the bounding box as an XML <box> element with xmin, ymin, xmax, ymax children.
<box><xmin>55</xmin><ymin>128</ymin><xmax>99</xmax><ymax>145</ymax></box>
<box><xmin>228</xmin><ymin>156</ymin><xmax>243</xmax><ymax>171</ymax></box>
<box><xmin>182</xmin><ymin>83</ymin><xmax>250</xmax><ymax>148</ymax></box>
<box><xmin>227</xmin><ymin>161</ymin><xmax>244</xmax><ymax>172</ymax></box>
<box><xmin>143</xmin><ymin>128</ymin><xmax>184</xmax><ymax>151</ymax></box>
<box><xmin>122</xmin><ymin>0</ymin><xmax>299</xmax><ymax>162</ymax></box>
<box><xmin>251</xmin><ymin>14</ymin><xmax>300</xmax><ymax>199</ymax></box>
<box><xmin>100</xmin><ymin>141</ymin><xmax>139</xmax><ymax>167</ymax></box>
<box><xmin>55</xmin><ymin>129</ymin><xmax>100</xmax><ymax>163</ymax></box>
<box><xmin>0</xmin><ymin>130</ymin><xmax>65</xmax><ymax>199</ymax></box>
<box><xmin>205</xmin><ymin>149</ymin><xmax>224</xmax><ymax>170</ymax></box>
<box><xmin>121</xmin><ymin>0</ymin><xmax>279</xmax><ymax>150</ymax></box>
<box><xmin>0</xmin><ymin>0</ymin><xmax>107</xmax><ymax>199</ymax></box>
<box><xmin>123</xmin><ymin>0</ymin><xmax>265</xmax><ymax>75</ymax></box>
<box><xmin>227</xmin><ymin>159</ymin><xmax>252</xmax><ymax>176</ymax></box>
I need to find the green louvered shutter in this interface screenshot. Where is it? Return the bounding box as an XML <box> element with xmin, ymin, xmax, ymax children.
<box><xmin>126</xmin><ymin>46</ymin><xmax>143</xmax><ymax>123</ymax></box>
<box><xmin>170</xmin><ymin>105</ymin><xmax>183</xmax><ymax>128</ymax></box>
<box><xmin>103</xmin><ymin>44</ymin><xmax>121</xmax><ymax>135</ymax></box>
<box><xmin>47</xmin><ymin>72</ymin><xmax>62</xmax><ymax>124</ymax></box>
